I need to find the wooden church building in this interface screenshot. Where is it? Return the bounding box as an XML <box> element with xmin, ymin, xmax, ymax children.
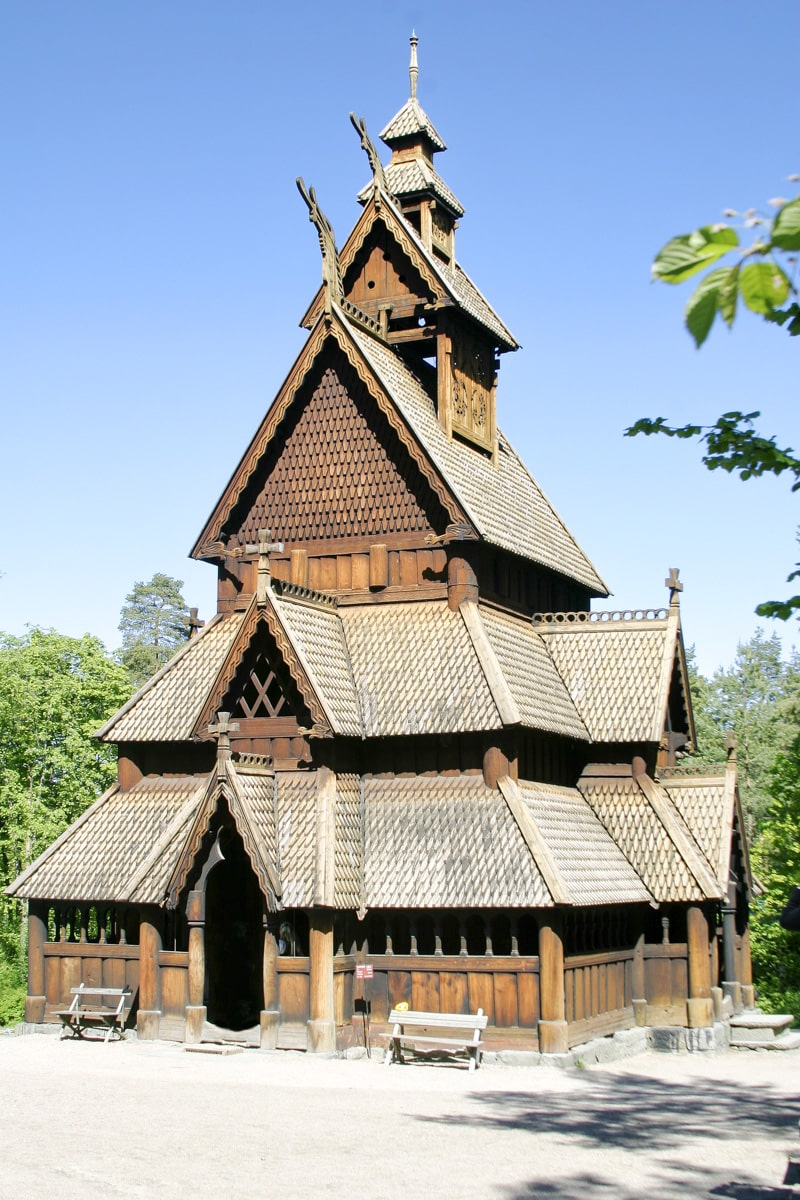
<box><xmin>8</xmin><ymin>39</ymin><xmax>753</xmax><ymax>1054</ymax></box>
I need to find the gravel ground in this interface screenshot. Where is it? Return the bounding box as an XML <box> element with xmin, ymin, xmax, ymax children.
<box><xmin>1</xmin><ymin>1033</ymin><xmax>798</xmax><ymax>1199</ymax></box>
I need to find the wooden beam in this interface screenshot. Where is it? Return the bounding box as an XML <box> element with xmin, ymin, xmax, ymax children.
<box><xmin>498</xmin><ymin>776</ymin><xmax>572</xmax><ymax>905</ymax></box>
<box><xmin>459</xmin><ymin>600</ymin><xmax>521</xmax><ymax>725</ymax></box>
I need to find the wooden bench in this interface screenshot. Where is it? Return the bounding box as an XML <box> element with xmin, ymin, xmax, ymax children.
<box><xmin>382</xmin><ymin>1007</ymin><xmax>487</xmax><ymax>1071</ymax></box>
<box><xmin>55</xmin><ymin>984</ymin><xmax>132</xmax><ymax>1043</ymax></box>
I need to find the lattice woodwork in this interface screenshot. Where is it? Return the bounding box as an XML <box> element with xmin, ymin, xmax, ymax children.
<box><xmin>221</xmin><ymin>625</ymin><xmax>305</xmax><ymax>727</ymax></box>
<box><xmin>225</xmin><ymin>352</ymin><xmax>446</xmax><ymax>547</ymax></box>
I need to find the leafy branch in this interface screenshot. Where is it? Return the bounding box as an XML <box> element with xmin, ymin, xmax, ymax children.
<box><xmin>652</xmin><ymin>178</ymin><xmax>800</xmax><ymax>347</ymax></box>
<box><xmin>625</xmin><ymin>412</ymin><xmax>800</xmax><ymax>620</ymax></box>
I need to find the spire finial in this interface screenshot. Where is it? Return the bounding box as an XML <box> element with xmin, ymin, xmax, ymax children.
<box><xmin>665</xmin><ymin>567</ymin><xmax>683</xmax><ymax>607</ymax></box>
<box><xmin>409</xmin><ymin>31</ymin><xmax>419</xmax><ymax>100</ymax></box>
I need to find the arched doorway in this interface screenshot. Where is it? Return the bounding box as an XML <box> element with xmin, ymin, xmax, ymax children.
<box><xmin>204</xmin><ymin>824</ymin><xmax>264</xmax><ymax>1031</ymax></box>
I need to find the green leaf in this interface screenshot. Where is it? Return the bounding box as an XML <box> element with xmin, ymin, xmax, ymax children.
<box><xmin>685</xmin><ymin>268</ymin><xmax>728</xmax><ymax>347</ymax></box>
<box><xmin>771</xmin><ymin>197</ymin><xmax>800</xmax><ymax>251</ymax></box>
<box><xmin>652</xmin><ymin>225</ymin><xmax>738</xmax><ymax>285</ymax></box>
<box><xmin>717</xmin><ymin>264</ymin><xmax>739</xmax><ymax>328</ymax></box>
<box><xmin>740</xmin><ymin>261</ymin><xmax>791</xmax><ymax>315</ymax></box>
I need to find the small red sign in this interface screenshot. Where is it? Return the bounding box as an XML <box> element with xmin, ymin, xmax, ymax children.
<box><xmin>355</xmin><ymin>964</ymin><xmax>374</xmax><ymax>980</ymax></box>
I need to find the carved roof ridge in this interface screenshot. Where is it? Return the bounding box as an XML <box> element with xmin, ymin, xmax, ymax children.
<box><xmin>532</xmin><ymin>608</ymin><xmax>669</xmax><ymax>627</ymax></box>
<box><xmin>271</xmin><ymin>578</ymin><xmax>337</xmax><ymax>609</ymax></box>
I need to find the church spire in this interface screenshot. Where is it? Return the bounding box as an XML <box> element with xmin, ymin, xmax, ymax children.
<box><xmin>409</xmin><ymin>31</ymin><xmax>419</xmax><ymax>100</ymax></box>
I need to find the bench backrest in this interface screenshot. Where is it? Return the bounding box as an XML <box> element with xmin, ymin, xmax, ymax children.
<box><xmin>388</xmin><ymin>1008</ymin><xmax>487</xmax><ymax>1031</ymax></box>
<box><xmin>69</xmin><ymin>988</ymin><xmax>130</xmax><ymax>998</ymax></box>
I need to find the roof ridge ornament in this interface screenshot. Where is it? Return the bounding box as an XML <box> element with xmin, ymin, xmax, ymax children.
<box><xmin>296</xmin><ymin>177</ymin><xmax>343</xmax><ymax>316</ymax></box>
<box><xmin>665</xmin><ymin>567</ymin><xmax>683</xmax><ymax>607</ymax></box>
<box><xmin>349</xmin><ymin>113</ymin><xmax>390</xmax><ymax>201</ymax></box>
<box><xmin>409</xmin><ymin>31</ymin><xmax>419</xmax><ymax>100</ymax></box>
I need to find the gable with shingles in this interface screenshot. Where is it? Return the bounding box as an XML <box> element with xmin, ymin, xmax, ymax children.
<box><xmin>222</xmin><ymin>355</ymin><xmax>449</xmax><ymax>547</ymax></box>
<box><xmin>578</xmin><ymin>773</ymin><xmax>706</xmax><ymax>903</ymax></box>
<box><xmin>97</xmin><ymin>613</ymin><xmax>244</xmax><ymax>743</ymax></box>
<box><xmin>363</xmin><ymin>775</ymin><xmax>553</xmax><ymax>908</ymax></box>
<box><xmin>660</xmin><ymin>774</ymin><xmax>729</xmax><ymax>888</ymax></box>
<box><xmin>538</xmin><ymin>619</ymin><xmax>673</xmax><ymax>742</ymax></box>
<box><xmin>348</xmin><ymin>323</ymin><xmax>607</xmax><ymax>593</ymax></box>
<box><xmin>7</xmin><ymin>777</ymin><xmax>207</xmax><ymax>903</ymax></box>
<box><xmin>341</xmin><ymin>600</ymin><xmax>501</xmax><ymax>736</ymax></box>
<box><xmin>272</xmin><ymin>590</ymin><xmax>361</xmax><ymax>737</ymax></box>
<box><xmin>516</xmin><ymin>781</ymin><xmax>652</xmax><ymax>906</ymax></box>
<box><xmin>477</xmin><ymin>605</ymin><xmax>589</xmax><ymax>739</ymax></box>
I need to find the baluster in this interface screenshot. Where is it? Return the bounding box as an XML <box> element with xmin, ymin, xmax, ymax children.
<box><xmin>385</xmin><ymin>928</ymin><xmax>393</xmax><ymax>955</ymax></box>
<box><xmin>662</xmin><ymin>916</ymin><xmax>670</xmax><ymax>945</ymax></box>
<box><xmin>410</xmin><ymin>931</ymin><xmax>418</xmax><ymax>956</ymax></box>
<box><xmin>459</xmin><ymin>917</ymin><xmax>468</xmax><ymax>957</ymax></box>
<box><xmin>510</xmin><ymin>916</ymin><xmax>520</xmax><ymax>957</ymax></box>
<box><xmin>59</xmin><ymin>907</ymin><xmax>66</xmax><ymax>943</ymax></box>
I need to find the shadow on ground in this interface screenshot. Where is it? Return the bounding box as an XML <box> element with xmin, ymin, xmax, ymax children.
<box><xmin>423</xmin><ymin>1072</ymin><xmax>799</xmax><ymax>1200</ymax></box>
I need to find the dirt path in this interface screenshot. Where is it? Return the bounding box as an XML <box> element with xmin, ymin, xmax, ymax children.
<box><xmin>1</xmin><ymin>1034</ymin><xmax>798</xmax><ymax>1199</ymax></box>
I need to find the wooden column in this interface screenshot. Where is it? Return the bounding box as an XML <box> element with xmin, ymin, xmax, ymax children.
<box><xmin>184</xmin><ymin>889</ymin><xmax>206</xmax><ymax>1044</ymax></box>
<box><xmin>739</xmin><ymin>927</ymin><xmax>754</xmax><ymax>1009</ymax></box>
<box><xmin>25</xmin><ymin>902</ymin><xmax>47</xmax><ymax>1024</ymax></box>
<box><xmin>260</xmin><ymin>917</ymin><xmax>280</xmax><ymax>1051</ymax></box>
<box><xmin>447</xmin><ymin>552</ymin><xmax>478</xmax><ymax>610</ymax></box>
<box><xmin>631</xmin><ymin>932</ymin><xmax>646</xmax><ymax>1027</ymax></box>
<box><xmin>137</xmin><ymin>909</ymin><xmax>163</xmax><ymax>1040</ymax></box>
<box><xmin>307</xmin><ymin>909</ymin><xmax>335</xmax><ymax>1053</ymax></box>
<box><xmin>686</xmin><ymin>905</ymin><xmax>713</xmax><ymax>1028</ymax></box>
<box><xmin>537</xmin><ymin>912</ymin><xmax>568</xmax><ymax>1053</ymax></box>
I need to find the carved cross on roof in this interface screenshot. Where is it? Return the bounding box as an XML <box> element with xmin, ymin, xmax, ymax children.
<box><xmin>665</xmin><ymin>567</ymin><xmax>683</xmax><ymax>607</ymax></box>
<box><xmin>208</xmin><ymin>710</ymin><xmax>240</xmax><ymax>776</ymax></box>
<box><xmin>187</xmin><ymin>607</ymin><xmax>205</xmax><ymax>639</ymax></box>
<box><xmin>245</xmin><ymin>528</ymin><xmax>284</xmax><ymax>606</ymax></box>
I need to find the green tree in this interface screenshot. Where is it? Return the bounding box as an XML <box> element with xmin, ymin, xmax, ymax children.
<box><xmin>688</xmin><ymin>631</ymin><xmax>800</xmax><ymax>831</ymax></box>
<box><xmin>750</xmin><ymin>737</ymin><xmax>800</xmax><ymax>1020</ymax></box>
<box><xmin>119</xmin><ymin>573</ymin><xmax>190</xmax><ymax>688</ymax></box>
<box><xmin>0</xmin><ymin>629</ymin><xmax>130</xmax><ymax>1021</ymax></box>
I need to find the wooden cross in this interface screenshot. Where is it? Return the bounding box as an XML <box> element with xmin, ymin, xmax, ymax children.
<box><xmin>208</xmin><ymin>710</ymin><xmax>240</xmax><ymax>774</ymax></box>
<box><xmin>245</xmin><ymin>528</ymin><xmax>284</xmax><ymax>606</ymax></box>
<box><xmin>664</xmin><ymin>567</ymin><xmax>683</xmax><ymax>606</ymax></box>
<box><xmin>187</xmin><ymin>608</ymin><xmax>205</xmax><ymax>639</ymax></box>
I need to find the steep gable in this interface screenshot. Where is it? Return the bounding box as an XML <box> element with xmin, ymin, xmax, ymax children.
<box><xmin>224</xmin><ymin>351</ymin><xmax>446</xmax><ymax>547</ymax></box>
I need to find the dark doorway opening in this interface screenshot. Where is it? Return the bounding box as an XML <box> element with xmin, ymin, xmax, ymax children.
<box><xmin>204</xmin><ymin>824</ymin><xmax>263</xmax><ymax>1031</ymax></box>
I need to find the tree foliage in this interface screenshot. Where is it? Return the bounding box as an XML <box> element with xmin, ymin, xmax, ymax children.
<box><xmin>750</xmin><ymin>738</ymin><xmax>800</xmax><ymax>1020</ymax></box>
<box><xmin>651</xmin><ymin>181</ymin><xmax>800</xmax><ymax>348</ymax></box>
<box><xmin>695</xmin><ymin>632</ymin><xmax>800</xmax><ymax>829</ymax></box>
<box><xmin>119</xmin><ymin>573</ymin><xmax>190</xmax><ymax>688</ymax></box>
<box><xmin>0</xmin><ymin>629</ymin><xmax>130</xmax><ymax>968</ymax></box>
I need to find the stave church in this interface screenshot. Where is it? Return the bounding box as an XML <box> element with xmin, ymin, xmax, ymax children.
<box><xmin>8</xmin><ymin>37</ymin><xmax>753</xmax><ymax>1054</ymax></box>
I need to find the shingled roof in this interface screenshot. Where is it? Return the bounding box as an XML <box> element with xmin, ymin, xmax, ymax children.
<box><xmin>8</xmin><ymin>760</ymin><xmax>734</xmax><ymax>911</ymax></box>
<box><xmin>96</xmin><ymin>589</ymin><xmax>691</xmax><ymax>754</ymax></box>
<box><xmin>348</xmin><ymin>321</ymin><xmax>607</xmax><ymax>592</ymax></box>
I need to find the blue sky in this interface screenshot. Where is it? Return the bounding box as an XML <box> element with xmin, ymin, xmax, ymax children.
<box><xmin>3</xmin><ymin>1</ymin><xmax>798</xmax><ymax>675</ymax></box>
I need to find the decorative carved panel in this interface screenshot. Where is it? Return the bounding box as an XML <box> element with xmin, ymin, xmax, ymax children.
<box><xmin>450</xmin><ymin>332</ymin><xmax>496</xmax><ymax>452</ymax></box>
